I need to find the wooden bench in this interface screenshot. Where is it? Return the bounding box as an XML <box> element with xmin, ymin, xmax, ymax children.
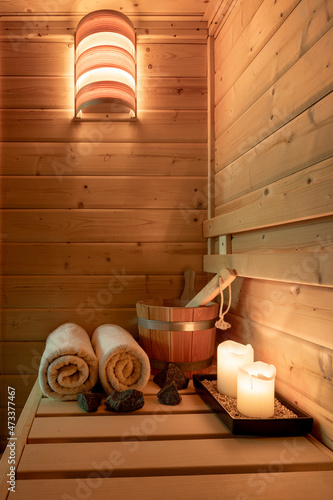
<box><xmin>1</xmin><ymin>378</ymin><xmax>333</xmax><ymax>499</ymax></box>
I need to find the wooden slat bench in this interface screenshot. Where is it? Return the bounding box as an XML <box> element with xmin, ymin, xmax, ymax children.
<box><xmin>1</xmin><ymin>379</ymin><xmax>333</xmax><ymax>499</ymax></box>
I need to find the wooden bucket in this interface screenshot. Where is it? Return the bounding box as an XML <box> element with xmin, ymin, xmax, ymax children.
<box><xmin>136</xmin><ymin>299</ymin><xmax>219</xmax><ymax>378</ymax></box>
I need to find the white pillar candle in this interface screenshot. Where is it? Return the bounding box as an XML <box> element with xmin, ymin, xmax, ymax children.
<box><xmin>237</xmin><ymin>361</ymin><xmax>276</xmax><ymax>418</ymax></box>
<box><xmin>217</xmin><ymin>340</ymin><xmax>254</xmax><ymax>397</ymax></box>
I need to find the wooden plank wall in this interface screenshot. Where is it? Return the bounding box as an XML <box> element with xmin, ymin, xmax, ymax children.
<box><xmin>0</xmin><ymin>3</ymin><xmax>212</xmax><ymax>450</ymax></box>
<box><xmin>208</xmin><ymin>0</ymin><xmax>333</xmax><ymax>450</ymax></box>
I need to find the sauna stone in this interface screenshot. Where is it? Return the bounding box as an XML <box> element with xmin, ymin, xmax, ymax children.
<box><xmin>153</xmin><ymin>363</ymin><xmax>189</xmax><ymax>390</ymax></box>
<box><xmin>105</xmin><ymin>389</ymin><xmax>144</xmax><ymax>413</ymax></box>
<box><xmin>157</xmin><ymin>382</ymin><xmax>182</xmax><ymax>405</ymax></box>
<box><xmin>77</xmin><ymin>393</ymin><xmax>102</xmax><ymax>413</ymax></box>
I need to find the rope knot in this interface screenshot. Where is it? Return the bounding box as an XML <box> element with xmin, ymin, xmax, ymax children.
<box><xmin>215</xmin><ymin>277</ymin><xmax>232</xmax><ymax>330</ymax></box>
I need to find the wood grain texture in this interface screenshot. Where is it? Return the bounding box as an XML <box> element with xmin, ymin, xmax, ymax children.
<box><xmin>231</xmin><ymin>219</ymin><xmax>333</xmax><ymax>254</ymax></box>
<box><xmin>213</xmin><ymin>0</ymin><xmax>262</xmax><ymax>60</ymax></box>
<box><xmin>0</xmin><ymin>18</ymin><xmax>208</xmax><ymax>42</ymax></box>
<box><xmin>207</xmin><ymin>158</ymin><xmax>333</xmax><ymax>236</ymax></box>
<box><xmin>17</xmin><ymin>437</ymin><xmax>332</xmax><ymax>479</ymax></box>
<box><xmin>0</xmin><ymin>41</ymin><xmax>206</xmax><ymax>78</ymax></box>
<box><xmin>215</xmin><ymin>92</ymin><xmax>333</xmax><ymax>201</ymax></box>
<box><xmin>0</xmin><ymin>242</ymin><xmax>207</xmax><ymax>275</ymax></box>
<box><xmin>1</xmin><ymin>109</ymin><xmax>207</xmax><ymax>143</ymax></box>
<box><xmin>229</xmin><ymin>278</ymin><xmax>333</xmax><ymax>349</ymax></box>
<box><xmin>1</xmin><ymin>77</ymin><xmax>207</xmax><ymax>110</ymax></box>
<box><xmin>0</xmin><ymin>0</ymin><xmax>214</xmax><ymax>15</ymax></box>
<box><xmin>1</xmin><ymin>142</ymin><xmax>208</xmax><ymax>176</ymax></box>
<box><xmin>0</xmin><ymin>308</ymin><xmax>138</xmax><ymax>342</ymax></box>
<box><xmin>215</xmin><ymin>28</ymin><xmax>333</xmax><ymax>167</ymax></box>
<box><xmin>9</xmin><ymin>472</ymin><xmax>333</xmax><ymax>500</ymax></box>
<box><xmin>0</xmin><ymin>379</ymin><xmax>42</xmax><ymax>499</ymax></box>
<box><xmin>2</xmin><ymin>208</ymin><xmax>206</xmax><ymax>243</ymax></box>
<box><xmin>1</xmin><ymin>274</ymin><xmax>209</xmax><ymax>308</ymax></box>
<box><xmin>215</xmin><ymin>0</ymin><xmax>333</xmax><ymax>137</ymax></box>
<box><xmin>204</xmin><ymin>253</ymin><xmax>333</xmax><ymax>287</ymax></box>
<box><xmin>214</xmin><ymin>0</ymin><xmax>300</xmax><ymax>104</ymax></box>
<box><xmin>0</xmin><ymin>176</ymin><xmax>208</xmax><ymax>209</ymax></box>
<box><xmin>28</xmin><ymin>413</ymin><xmax>229</xmax><ymax>443</ymax></box>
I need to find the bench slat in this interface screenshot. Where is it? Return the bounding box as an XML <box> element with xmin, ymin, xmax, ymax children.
<box><xmin>9</xmin><ymin>471</ymin><xmax>333</xmax><ymax>500</ymax></box>
<box><xmin>28</xmin><ymin>413</ymin><xmax>230</xmax><ymax>443</ymax></box>
<box><xmin>17</xmin><ymin>437</ymin><xmax>333</xmax><ymax>480</ymax></box>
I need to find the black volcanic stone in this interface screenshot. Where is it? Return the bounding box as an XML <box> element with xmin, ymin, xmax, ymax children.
<box><xmin>157</xmin><ymin>382</ymin><xmax>182</xmax><ymax>406</ymax></box>
<box><xmin>105</xmin><ymin>389</ymin><xmax>144</xmax><ymax>413</ymax></box>
<box><xmin>77</xmin><ymin>393</ymin><xmax>102</xmax><ymax>413</ymax></box>
<box><xmin>153</xmin><ymin>363</ymin><xmax>189</xmax><ymax>390</ymax></box>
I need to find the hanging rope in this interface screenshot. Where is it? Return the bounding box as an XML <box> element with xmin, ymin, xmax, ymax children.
<box><xmin>215</xmin><ymin>276</ymin><xmax>232</xmax><ymax>330</ymax></box>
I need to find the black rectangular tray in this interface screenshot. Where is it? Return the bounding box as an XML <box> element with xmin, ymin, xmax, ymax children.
<box><xmin>193</xmin><ymin>374</ymin><xmax>313</xmax><ymax>436</ymax></box>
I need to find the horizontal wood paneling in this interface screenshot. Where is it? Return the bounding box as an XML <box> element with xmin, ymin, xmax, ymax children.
<box><xmin>213</xmin><ymin>0</ymin><xmax>262</xmax><ymax>55</ymax></box>
<box><xmin>215</xmin><ymin>0</ymin><xmax>333</xmax><ymax>139</ymax></box>
<box><xmin>1</xmin><ymin>77</ymin><xmax>207</xmax><ymax>110</ymax></box>
<box><xmin>207</xmin><ymin>158</ymin><xmax>333</xmax><ymax>236</ymax></box>
<box><xmin>137</xmin><ymin>77</ymin><xmax>207</xmax><ymax>110</ymax></box>
<box><xmin>1</xmin><ymin>342</ymin><xmax>45</xmax><ymax>375</ymax></box>
<box><xmin>0</xmin><ymin>176</ymin><xmax>208</xmax><ymax>209</ymax></box>
<box><xmin>231</xmin><ymin>219</ymin><xmax>333</xmax><ymax>254</ymax></box>
<box><xmin>1</xmin><ymin>274</ymin><xmax>209</xmax><ymax>309</ymax></box>
<box><xmin>0</xmin><ymin>0</ymin><xmax>213</xmax><ymax>15</ymax></box>
<box><xmin>276</xmin><ymin>380</ymin><xmax>333</xmax><ymax>451</ymax></box>
<box><xmin>229</xmin><ymin>278</ymin><xmax>333</xmax><ymax>349</ymax></box>
<box><xmin>204</xmin><ymin>253</ymin><xmax>333</xmax><ymax>287</ymax></box>
<box><xmin>0</xmin><ymin>19</ymin><xmax>208</xmax><ymax>41</ymax></box>
<box><xmin>215</xmin><ymin>28</ymin><xmax>333</xmax><ymax>168</ymax></box>
<box><xmin>215</xmin><ymin>91</ymin><xmax>333</xmax><ymax>202</ymax></box>
<box><xmin>2</xmin><ymin>209</ymin><xmax>206</xmax><ymax>242</ymax></box>
<box><xmin>0</xmin><ymin>42</ymin><xmax>206</xmax><ymax>77</ymax></box>
<box><xmin>0</xmin><ymin>309</ymin><xmax>138</xmax><ymax>341</ymax></box>
<box><xmin>1</xmin><ymin>110</ymin><xmax>207</xmax><ymax>143</ymax></box>
<box><xmin>0</xmin><ymin>242</ymin><xmax>207</xmax><ymax>275</ymax></box>
<box><xmin>1</xmin><ymin>143</ymin><xmax>208</xmax><ymax>176</ymax></box>
<box><xmin>214</xmin><ymin>0</ymin><xmax>300</xmax><ymax>105</ymax></box>
<box><xmin>138</xmin><ymin>43</ymin><xmax>207</xmax><ymax>77</ymax></box>
<box><xmin>0</xmin><ymin>7</ymin><xmax>210</xmax><ymax>442</ymax></box>
<box><xmin>0</xmin><ymin>41</ymin><xmax>73</xmax><ymax>77</ymax></box>
<box><xmin>211</xmin><ymin>0</ymin><xmax>333</xmax><ymax>451</ymax></box>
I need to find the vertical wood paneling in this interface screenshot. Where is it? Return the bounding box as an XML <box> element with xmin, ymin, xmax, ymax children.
<box><xmin>212</xmin><ymin>0</ymin><xmax>333</xmax><ymax>450</ymax></box>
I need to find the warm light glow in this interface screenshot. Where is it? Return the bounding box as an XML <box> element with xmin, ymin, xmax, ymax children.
<box><xmin>237</xmin><ymin>361</ymin><xmax>276</xmax><ymax>418</ymax></box>
<box><xmin>76</xmin><ymin>68</ymin><xmax>135</xmax><ymax>93</ymax></box>
<box><xmin>75</xmin><ymin>10</ymin><xmax>136</xmax><ymax>118</ymax></box>
<box><xmin>76</xmin><ymin>33</ymin><xmax>135</xmax><ymax>58</ymax></box>
<box><xmin>217</xmin><ymin>340</ymin><xmax>254</xmax><ymax>397</ymax></box>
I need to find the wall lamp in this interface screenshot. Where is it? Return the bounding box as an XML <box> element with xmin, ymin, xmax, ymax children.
<box><xmin>75</xmin><ymin>10</ymin><xmax>136</xmax><ymax>120</ymax></box>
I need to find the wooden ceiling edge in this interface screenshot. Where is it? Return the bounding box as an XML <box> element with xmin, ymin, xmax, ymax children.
<box><xmin>207</xmin><ymin>0</ymin><xmax>238</xmax><ymax>37</ymax></box>
<box><xmin>202</xmin><ymin>0</ymin><xmax>222</xmax><ymax>22</ymax></box>
<box><xmin>0</xmin><ymin>14</ymin><xmax>206</xmax><ymax>22</ymax></box>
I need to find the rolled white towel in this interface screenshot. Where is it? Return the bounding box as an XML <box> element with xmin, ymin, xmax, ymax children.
<box><xmin>92</xmin><ymin>324</ymin><xmax>150</xmax><ymax>393</ymax></box>
<box><xmin>38</xmin><ymin>323</ymin><xmax>98</xmax><ymax>401</ymax></box>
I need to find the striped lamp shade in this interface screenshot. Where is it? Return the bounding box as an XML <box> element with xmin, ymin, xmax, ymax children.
<box><xmin>75</xmin><ymin>10</ymin><xmax>136</xmax><ymax>119</ymax></box>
